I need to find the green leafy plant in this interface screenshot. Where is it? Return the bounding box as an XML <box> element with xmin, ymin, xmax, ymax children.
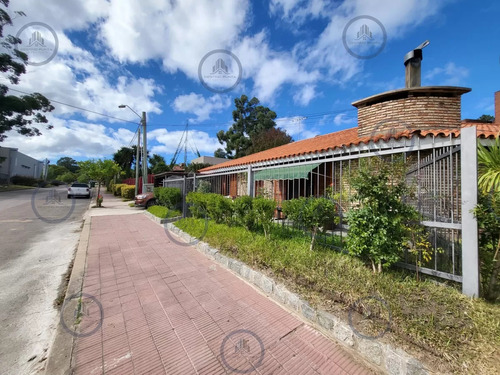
<box><xmin>474</xmin><ymin>192</ymin><xmax>500</xmax><ymax>300</ymax></box>
<box><xmin>154</xmin><ymin>187</ymin><xmax>182</xmax><ymax>210</ymax></box>
<box><xmin>346</xmin><ymin>157</ymin><xmax>416</xmax><ymax>273</ymax></box>
<box><xmin>282</xmin><ymin>196</ymin><xmax>338</xmax><ymax>250</ymax></box>
<box><xmin>234</xmin><ymin>195</ymin><xmax>256</xmax><ymax>231</ymax></box>
<box><xmin>252</xmin><ymin>197</ymin><xmax>276</xmax><ymax>239</ymax></box>
<box><xmin>121</xmin><ymin>185</ymin><xmax>135</xmax><ymax>200</ymax></box>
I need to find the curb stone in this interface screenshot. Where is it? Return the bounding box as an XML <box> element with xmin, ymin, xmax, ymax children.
<box><xmin>145</xmin><ymin>215</ymin><xmax>430</xmax><ymax>375</ymax></box>
<box><xmin>43</xmin><ymin>218</ymin><xmax>91</xmax><ymax>375</ymax></box>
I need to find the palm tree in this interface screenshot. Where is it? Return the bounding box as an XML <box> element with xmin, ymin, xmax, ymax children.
<box><xmin>477</xmin><ymin>135</ymin><xmax>500</xmax><ymax>299</ymax></box>
<box><xmin>478</xmin><ymin>136</ymin><xmax>500</xmax><ymax>193</ymax></box>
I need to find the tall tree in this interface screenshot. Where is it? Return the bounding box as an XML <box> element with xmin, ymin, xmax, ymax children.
<box><xmin>56</xmin><ymin>157</ymin><xmax>79</xmax><ymax>173</ymax></box>
<box><xmin>0</xmin><ymin>0</ymin><xmax>54</xmax><ymax>142</ymax></box>
<box><xmin>149</xmin><ymin>154</ymin><xmax>170</xmax><ymax>174</ymax></box>
<box><xmin>113</xmin><ymin>147</ymin><xmax>135</xmax><ymax>178</ymax></box>
<box><xmin>214</xmin><ymin>148</ymin><xmax>227</xmax><ymax>158</ymax></box>
<box><xmin>477</xmin><ymin>114</ymin><xmax>495</xmax><ymax>123</ymax></box>
<box><xmin>216</xmin><ymin>95</ymin><xmax>277</xmax><ymax>159</ymax></box>
<box><xmin>247</xmin><ymin>127</ymin><xmax>293</xmax><ymax>154</ymax></box>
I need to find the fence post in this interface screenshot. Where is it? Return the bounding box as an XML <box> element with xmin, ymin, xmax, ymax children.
<box><xmin>193</xmin><ymin>173</ymin><xmax>196</xmax><ymax>192</ymax></box>
<box><xmin>247</xmin><ymin>165</ymin><xmax>254</xmax><ymax>197</ymax></box>
<box><xmin>460</xmin><ymin>126</ymin><xmax>480</xmax><ymax>297</ymax></box>
<box><xmin>182</xmin><ymin>175</ymin><xmax>187</xmax><ymax>218</ymax></box>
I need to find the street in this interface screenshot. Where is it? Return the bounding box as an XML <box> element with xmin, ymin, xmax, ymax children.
<box><xmin>0</xmin><ymin>187</ymin><xmax>90</xmax><ymax>375</ymax></box>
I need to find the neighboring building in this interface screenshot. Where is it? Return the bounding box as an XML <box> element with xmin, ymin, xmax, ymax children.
<box><xmin>190</xmin><ymin>156</ymin><xmax>228</xmax><ymax>166</ymax></box>
<box><xmin>0</xmin><ymin>147</ymin><xmax>46</xmax><ymax>184</ymax></box>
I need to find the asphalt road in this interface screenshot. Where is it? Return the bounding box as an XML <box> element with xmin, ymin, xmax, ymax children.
<box><xmin>0</xmin><ymin>186</ymin><xmax>91</xmax><ymax>375</ymax></box>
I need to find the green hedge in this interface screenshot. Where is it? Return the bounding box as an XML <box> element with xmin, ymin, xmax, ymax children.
<box><xmin>154</xmin><ymin>187</ymin><xmax>182</xmax><ymax>210</ymax></box>
<box><xmin>121</xmin><ymin>185</ymin><xmax>135</xmax><ymax>200</ymax></box>
<box><xmin>185</xmin><ymin>192</ymin><xmax>276</xmax><ymax>234</ymax></box>
<box><xmin>10</xmin><ymin>175</ymin><xmax>39</xmax><ymax>186</ymax></box>
<box><xmin>113</xmin><ymin>183</ymin><xmax>127</xmax><ymax>196</ymax></box>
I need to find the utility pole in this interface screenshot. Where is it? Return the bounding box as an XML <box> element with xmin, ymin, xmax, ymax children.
<box><xmin>142</xmin><ymin>111</ymin><xmax>147</xmax><ymax>193</ymax></box>
<box><xmin>135</xmin><ymin>127</ymin><xmax>141</xmax><ymax>197</ymax></box>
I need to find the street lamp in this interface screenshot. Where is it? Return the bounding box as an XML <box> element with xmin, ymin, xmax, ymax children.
<box><xmin>119</xmin><ymin>105</ymin><xmax>147</xmax><ymax>195</ymax></box>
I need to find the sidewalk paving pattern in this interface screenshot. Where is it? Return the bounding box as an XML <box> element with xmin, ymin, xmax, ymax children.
<box><xmin>73</xmin><ymin>213</ymin><xmax>374</xmax><ymax>374</ymax></box>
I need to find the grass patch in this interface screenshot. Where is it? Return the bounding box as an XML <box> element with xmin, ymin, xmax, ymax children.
<box><xmin>147</xmin><ymin>205</ymin><xmax>181</xmax><ymax>219</ymax></box>
<box><xmin>128</xmin><ymin>203</ymin><xmax>135</xmax><ymax>207</ymax></box>
<box><xmin>0</xmin><ymin>184</ymin><xmax>35</xmax><ymax>192</ymax></box>
<box><xmin>176</xmin><ymin>218</ymin><xmax>500</xmax><ymax>374</ymax></box>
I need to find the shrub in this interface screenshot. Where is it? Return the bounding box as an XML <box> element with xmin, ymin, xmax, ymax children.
<box><xmin>186</xmin><ymin>192</ymin><xmax>233</xmax><ymax>224</ymax></box>
<box><xmin>252</xmin><ymin>197</ymin><xmax>276</xmax><ymax>239</ymax></box>
<box><xmin>107</xmin><ymin>181</ymin><xmax>115</xmax><ymax>193</ymax></box>
<box><xmin>346</xmin><ymin>157</ymin><xmax>417</xmax><ymax>273</ymax></box>
<box><xmin>113</xmin><ymin>183</ymin><xmax>127</xmax><ymax>196</ymax></box>
<box><xmin>204</xmin><ymin>193</ymin><xmax>233</xmax><ymax>225</ymax></box>
<box><xmin>186</xmin><ymin>191</ymin><xmax>208</xmax><ymax>218</ymax></box>
<box><xmin>154</xmin><ymin>187</ymin><xmax>182</xmax><ymax>210</ymax></box>
<box><xmin>283</xmin><ymin>196</ymin><xmax>338</xmax><ymax>250</ymax></box>
<box><xmin>50</xmin><ymin>180</ymin><xmax>64</xmax><ymax>186</ymax></box>
<box><xmin>121</xmin><ymin>185</ymin><xmax>135</xmax><ymax>200</ymax></box>
<box><xmin>196</xmin><ymin>179</ymin><xmax>212</xmax><ymax>193</ymax></box>
<box><xmin>234</xmin><ymin>195</ymin><xmax>256</xmax><ymax>231</ymax></box>
<box><xmin>10</xmin><ymin>175</ymin><xmax>38</xmax><ymax>186</ymax></box>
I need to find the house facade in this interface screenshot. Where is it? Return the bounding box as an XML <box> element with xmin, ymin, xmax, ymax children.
<box><xmin>162</xmin><ymin>56</ymin><xmax>499</xmax><ymax>297</ymax></box>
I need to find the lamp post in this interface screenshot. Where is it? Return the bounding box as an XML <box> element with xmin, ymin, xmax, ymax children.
<box><xmin>119</xmin><ymin>105</ymin><xmax>147</xmax><ymax>195</ymax></box>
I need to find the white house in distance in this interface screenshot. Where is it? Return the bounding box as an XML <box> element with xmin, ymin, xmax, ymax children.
<box><xmin>0</xmin><ymin>146</ymin><xmax>47</xmax><ymax>184</ymax></box>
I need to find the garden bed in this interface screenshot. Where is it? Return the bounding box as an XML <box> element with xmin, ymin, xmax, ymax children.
<box><xmin>175</xmin><ymin>218</ymin><xmax>500</xmax><ymax>374</ymax></box>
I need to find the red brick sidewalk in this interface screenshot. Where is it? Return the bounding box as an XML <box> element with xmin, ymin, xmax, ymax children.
<box><xmin>71</xmin><ymin>214</ymin><xmax>373</xmax><ymax>374</ymax></box>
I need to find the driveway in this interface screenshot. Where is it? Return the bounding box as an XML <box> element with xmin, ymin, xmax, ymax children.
<box><xmin>0</xmin><ymin>186</ymin><xmax>92</xmax><ymax>375</ymax></box>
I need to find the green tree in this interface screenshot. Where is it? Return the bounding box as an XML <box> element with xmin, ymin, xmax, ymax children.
<box><xmin>56</xmin><ymin>157</ymin><xmax>79</xmax><ymax>173</ymax></box>
<box><xmin>0</xmin><ymin>0</ymin><xmax>54</xmax><ymax>142</ymax></box>
<box><xmin>47</xmin><ymin>164</ymin><xmax>69</xmax><ymax>181</ymax></box>
<box><xmin>113</xmin><ymin>147</ymin><xmax>135</xmax><ymax>178</ymax></box>
<box><xmin>149</xmin><ymin>154</ymin><xmax>170</xmax><ymax>174</ymax></box>
<box><xmin>58</xmin><ymin>171</ymin><xmax>76</xmax><ymax>184</ymax></box>
<box><xmin>216</xmin><ymin>95</ymin><xmax>277</xmax><ymax>159</ymax></box>
<box><xmin>345</xmin><ymin>157</ymin><xmax>418</xmax><ymax>273</ymax></box>
<box><xmin>477</xmin><ymin>114</ymin><xmax>495</xmax><ymax>123</ymax></box>
<box><xmin>185</xmin><ymin>162</ymin><xmax>211</xmax><ymax>173</ymax></box>
<box><xmin>214</xmin><ymin>148</ymin><xmax>227</xmax><ymax>158</ymax></box>
<box><xmin>78</xmin><ymin>159</ymin><xmax>121</xmax><ymax>207</ymax></box>
<box><xmin>247</xmin><ymin>127</ymin><xmax>292</xmax><ymax>155</ymax></box>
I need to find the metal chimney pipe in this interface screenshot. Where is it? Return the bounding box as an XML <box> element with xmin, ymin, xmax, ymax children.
<box><xmin>404</xmin><ymin>40</ymin><xmax>430</xmax><ymax>88</ymax></box>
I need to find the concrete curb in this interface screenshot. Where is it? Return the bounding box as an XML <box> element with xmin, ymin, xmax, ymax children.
<box><xmin>43</xmin><ymin>218</ymin><xmax>92</xmax><ymax>375</ymax></box>
<box><xmin>161</xmin><ymin>221</ymin><xmax>429</xmax><ymax>375</ymax></box>
<box><xmin>142</xmin><ymin>210</ymin><xmax>181</xmax><ymax>225</ymax></box>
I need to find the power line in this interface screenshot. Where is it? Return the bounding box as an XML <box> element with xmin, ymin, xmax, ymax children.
<box><xmin>6</xmin><ymin>87</ymin><xmax>139</xmax><ymax>125</ymax></box>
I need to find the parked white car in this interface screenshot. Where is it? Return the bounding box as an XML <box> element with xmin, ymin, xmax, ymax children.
<box><xmin>67</xmin><ymin>183</ymin><xmax>92</xmax><ymax>199</ymax></box>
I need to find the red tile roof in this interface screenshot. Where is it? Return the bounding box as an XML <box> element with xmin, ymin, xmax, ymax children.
<box><xmin>200</xmin><ymin>122</ymin><xmax>500</xmax><ymax>173</ymax></box>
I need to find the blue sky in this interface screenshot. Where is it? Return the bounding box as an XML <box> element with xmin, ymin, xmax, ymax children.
<box><xmin>1</xmin><ymin>0</ymin><xmax>499</xmax><ymax>164</ymax></box>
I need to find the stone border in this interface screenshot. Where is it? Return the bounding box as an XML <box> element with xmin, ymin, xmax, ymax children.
<box><xmin>164</xmin><ymin>222</ymin><xmax>429</xmax><ymax>375</ymax></box>
<box><xmin>43</xmin><ymin>218</ymin><xmax>92</xmax><ymax>375</ymax></box>
<box><xmin>143</xmin><ymin>210</ymin><xmax>181</xmax><ymax>225</ymax></box>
